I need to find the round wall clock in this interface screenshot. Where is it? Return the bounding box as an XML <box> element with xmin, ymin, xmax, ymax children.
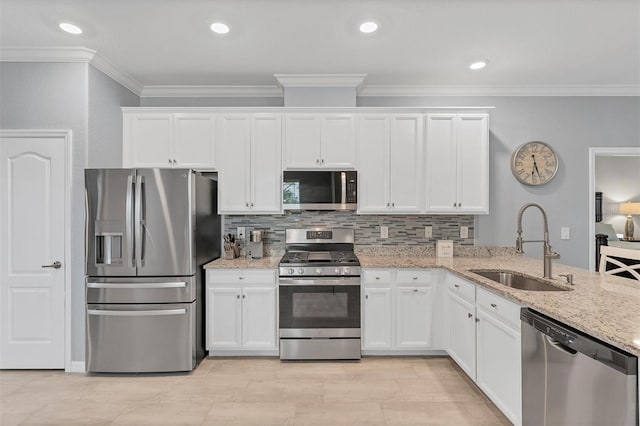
<box><xmin>511</xmin><ymin>141</ymin><xmax>558</xmax><ymax>186</ymax></box>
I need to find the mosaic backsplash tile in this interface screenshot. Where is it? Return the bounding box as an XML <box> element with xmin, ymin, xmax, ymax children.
<box><xmin>224</xmin><ymin>211</ymin><xmax>475</xmax><ymax>255</ymax></box>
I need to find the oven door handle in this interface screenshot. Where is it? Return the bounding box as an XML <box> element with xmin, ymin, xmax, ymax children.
<box><xmin>278</xmin><ymin>278</ymin><xmax>361</xmax><ymax>286</ymax></box>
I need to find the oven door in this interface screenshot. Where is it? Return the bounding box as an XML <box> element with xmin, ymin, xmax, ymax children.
<box><xmin>279</xmin><ymin>277</ymin><xmax>360</xmax><ymax>337</ymax></box>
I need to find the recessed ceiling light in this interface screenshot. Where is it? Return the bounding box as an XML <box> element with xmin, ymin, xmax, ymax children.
<box><xmin>359</xmin><ymin>21</ymin><xmax>378</xmax><ymax>34</ymax></box>
<box><xmin>59</xmin><ymin>22</ymin><xmax>82</xmax><ymax>35</ymax></box>
<box><xmin>210</xmin><ymin>22</ymin><xmax>230</xmax><ymax>34</ymax></box>
<box><xmin>469</xmin><ymin>61</ymin><xmax>488</xmax><ymax>70</ymax></box>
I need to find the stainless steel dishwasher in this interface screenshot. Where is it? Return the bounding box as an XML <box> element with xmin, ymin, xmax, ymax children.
<box><xmin>521</xmin><ymin>308</ymin><xmax>638</xmax><ymax>426</ymax></box>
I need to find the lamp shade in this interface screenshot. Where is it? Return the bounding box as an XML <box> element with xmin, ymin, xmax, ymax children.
<box><xmin>619</xmin><ymin>202</ymin><xmax>640</xmax><ymax>215</ymax></box>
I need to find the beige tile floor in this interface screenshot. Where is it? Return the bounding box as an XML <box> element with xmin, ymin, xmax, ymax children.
<box><xmin>0</xmin><ymin>356</ymin><xmax>511</xmax><ymax>426</ymax></box>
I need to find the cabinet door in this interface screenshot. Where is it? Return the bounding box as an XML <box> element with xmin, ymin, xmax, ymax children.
<box><xmin>126</xmin><ymin>114</ymin><xmax>173</xmax><ymax>167</ymax></box>
<box><xmin>241</xmin><ymin>286</ymin><xmax>277</xmax><ymax>349</ymax></box>
<box><xmin>425</xmin><ymin>114</ymin><xmax>457</xmax><ymax>212</ymax></box>
<box><xmin>217</xmin><ymin>114</ymin><xmax>251</xmax><ymax>213</ymax></box>
<box><xmin>389</xmin><ymin>114</ymin><xmax>423</xmax><ymax>213</ymax></box>
<box><xmin>208</xmin><ymin>287</ymin><xmax>242</xmax><ymax>349</ymax></box>
<box><xmin>362</xmin><ymin>287</ymin><xmax>393</xmax><ymax>349</ymax></box>
<box><xmin>321</xmin><ymin>114</ymin><xmax>356</xmax><ymax>168</ymax></box>
<box><xmin>174</xmin><ymin>114</ymin><xmax>216</xmax><ymax>169</ymax></box>
<box><xmin>476</xmin><ymin>307</ymin><xmax>521</xmax><ymax>425</ymax></box>
<box><xmin>250</xmin><ymin>114</ymin><xmax>282</xmax><ymax>213</ymax></box>
<box><xmin>395</xmin><ymin>286</ymin><xmax>432</xmax><ymax>348</ymax></box>
<box><xmin>283</xmin><ymin>115</ymin><xmax>321</xmax><ymax>169</ymax></box>
<box><xmin>457</xmin><ymin>115</ymin><xmax>489</xmax><ymax>213</ymax></box>
<box><xmin>447</xmin><ymin>291</ymin><xmax>476</xmax><ymax>379</ymax></box>
<box><xmin>357</xmin><ymin>115</ymin><xmax>390</xmax><ymax>213</ymax></box>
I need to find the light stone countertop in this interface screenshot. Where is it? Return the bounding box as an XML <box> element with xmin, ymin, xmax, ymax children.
<box><xmin>204</xmin><ymin>253</ymin><xmax>640</xmax><ymax>356</ymax></box>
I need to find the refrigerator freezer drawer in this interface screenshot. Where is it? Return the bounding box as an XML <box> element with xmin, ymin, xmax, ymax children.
<box><xmin>86</xmin><ymin>303</ymin><xmax>195</xmax><ymax>373</ymax></box>
<box><xmin>86</xmin><ymin>276</ymin><xmax>196</xmax><ymax>304</ymax></box>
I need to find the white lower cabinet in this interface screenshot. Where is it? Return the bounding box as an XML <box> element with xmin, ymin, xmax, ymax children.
<box><xmin>206</xmin><ymin>269</ymin><xmax>278</xmax><ymax>355</ymax></box>
<box><xmin>362</xmin><ymin>269</ymin><xmax>435</xmax><ymax>352</ymax></box>
<box><xmin>445</xmin><ymin>273</ymin><xmax>522</xmax><ymax>426</ymax></box>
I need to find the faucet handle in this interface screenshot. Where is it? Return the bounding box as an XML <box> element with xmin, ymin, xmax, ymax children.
<box><xmin>559</xmin><ymin>273</ymin><xmax>574</xmax><ymax>285</ymax></box>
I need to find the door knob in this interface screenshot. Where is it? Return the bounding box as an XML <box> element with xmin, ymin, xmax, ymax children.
<box><xmin>41</xmin><ymin>261</ymin><xmax>62</xmax><ymax>269</ymax></box>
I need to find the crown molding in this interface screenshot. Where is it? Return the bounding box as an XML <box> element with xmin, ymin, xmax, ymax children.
<box><xmin>141</xmin><ymin>85</ymin><xmax>283</xmax><ymax>98</ymax></box>
<box><xmin>358</xmin><ymin>84</ymin><xmax>640</xmax><ymax>97</ymax></box>
<box><xmin>0</xmin><ymin>46</ymin><xmax>143</xmax><ymax>96</ymax></box>
<box><xmin>274</xmin><ymin>74</ymin><xmax>367</xmax><ymax>89</ymax></box>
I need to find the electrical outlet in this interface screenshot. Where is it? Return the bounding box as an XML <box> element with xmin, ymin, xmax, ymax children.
<box><xmin>460</xmin><ymin>226</ymin><xmax>469</xmax><ymax>239</ymax></box>
<box><xmin>380</xmin><ymin>226</ymin><xmax>389</xmax><ymax>239</ymax></box>
<box><xmin>561</xmin><ymin>227</ymin><xmax>570</xmax><ymax>240</ymax></box>
<box><xmin>237</xmin><ymin>227</ymin><xmax>245</xmax><ymax>240</ymax></box>
<box><xmin>424</xmin><ymin>226</ymin><xmax>433</xmax><ymax>238</ymax></box>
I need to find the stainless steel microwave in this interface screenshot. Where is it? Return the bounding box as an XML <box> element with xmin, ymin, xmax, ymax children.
<box><xmin>283</xmin><ymin>171</ymin><xmax>357</xmax><ymax>211</ymax></box>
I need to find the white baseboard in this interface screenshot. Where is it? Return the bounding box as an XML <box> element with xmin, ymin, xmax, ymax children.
<box><xmin>362</xmin><ymin>349</ymin><xmax>448</xmax><ymax>356</ymax></box>
<box><xmin>207</xmin><ymin>350</ymin><xmax>279</xmax><ymax>357</ymax></box>
<box><xmin>67</xmin><ymin>361</ymin><xmax>86</xmax><ymax>373</ymax></box>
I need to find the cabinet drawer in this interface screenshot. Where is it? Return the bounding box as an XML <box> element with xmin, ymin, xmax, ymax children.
<box><xmin>363</xmin><ymin>269</ymin><xmax>393</xmax><ymax>285</ymax></box>
<box><xmin>207</xmin><ymin>269</ymin><xmax>276</xmax><ymax>286</ymax></box>
<box><xmin>447</xmin><ymin>274</ymin><xmax>475</xmax><ymax>302</ymax></box>
<box><xmin>396</xmin><ymin>269</ymin><xmax>434</xmax><ymax>285</ymax></box>
<box><xmin>476</xmin><ymin>287</ymin><xmax>521</xmax><ymax>330</ymax></box>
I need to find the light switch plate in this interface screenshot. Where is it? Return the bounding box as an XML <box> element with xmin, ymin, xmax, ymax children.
<box><xmin>424</xmin><ymin>226</ymin><xmax>432</xmax><ymax>238</ymax></box>
<box><xmin>460</xmin><ymin>226</ymin><xmax>469</xmax><ymax>239</ymax></box>
<box><xmin>561</xmin><ymin>227</ymin><xmax>570</xmax><ymax>240</ymax></box>
<box><xmin>237</xmin><ymin>227</ymin><xmax>245</xmax><ymax>240</ymax></box>
<box><xmin>380</xmin><ymin>226</ymin><xmax>389</xmax><ymax>239</ymax></box>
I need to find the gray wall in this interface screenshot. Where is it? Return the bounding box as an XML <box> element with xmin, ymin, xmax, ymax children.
<box><xmin>0</xmin><ymin>62</ymin><xmax>139</xmax><ymax>365</ymax></box>
<box><xmin>88</xmin><ymin>66</ymin><xmax>140</xmax><ymax>167</ymax></box>
<box><xmin>596</xmin><ymin>156</ymin><xmax>640</xmax><ymax>235</ymax></box>
<box><xmin>140</xmin><ymin>97</ymin><xmax>283</xmax><ymax>107</ymax></box>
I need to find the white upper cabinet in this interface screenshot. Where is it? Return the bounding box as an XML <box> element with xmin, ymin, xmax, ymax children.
<box><xmin>283</xmin><ymin>114</ymin><xmax>356</xmax><ymax>169</ymax></box>
<box><xmin>217</xmin><ymin>113</ymin><xmax>282</xmax><ymax>214</ymax></box>
<box><xmin>123</xmin><ymin>112</ymin><xmax>216</xmax><ymax>169</ymax></box>
<box><xmin>358</xmin><ymin>114</ymin><xmax>423</xmax><ymax>214</ymax></box>
<box><xmin>425</xmin><ymin>114</ymin><xmax>489</xmax><ymax>214</ymax></box>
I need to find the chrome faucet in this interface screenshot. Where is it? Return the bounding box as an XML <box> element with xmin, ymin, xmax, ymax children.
<box><xmin>516</xmin><ymin>203</ymin><xmax>560</xmax><ymax>278</ymax></box>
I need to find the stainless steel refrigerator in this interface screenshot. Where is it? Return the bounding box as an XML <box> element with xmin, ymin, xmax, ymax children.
<box><xmin>85</xmin><ymin>168</ymin><xmax>220</xmax><ymax>373</ymax></box>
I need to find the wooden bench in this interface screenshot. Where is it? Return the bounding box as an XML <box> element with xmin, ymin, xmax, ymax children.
<box><xmin>599</xmin><ymin>246</ymin><xmax>640</xmax><ymax>281</ymax></box>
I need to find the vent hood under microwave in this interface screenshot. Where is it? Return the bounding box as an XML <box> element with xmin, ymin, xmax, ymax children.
<box><xmin>283</xmin><ymin>171</ymin><xmax>357</xmax><ymax>211</ymax></box>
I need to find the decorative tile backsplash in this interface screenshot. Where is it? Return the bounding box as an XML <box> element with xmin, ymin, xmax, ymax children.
<box><xmin>224</xmin><ymin>211</ymin><xmax>474</xmax><ymax>255</ymax></box>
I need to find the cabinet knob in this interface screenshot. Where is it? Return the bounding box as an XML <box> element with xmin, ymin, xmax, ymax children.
<box><xmin>242</xmin><ymin>294</ymin><xmax>246</xmax><ymax>299</ymax></box>
<box><xmin>413</xmin><ymin>289</ymin><xmax>418</xmax><ymax>292</ymax></box>
<box><xmin>316</xmin><ymin>159</ymin><xmax>320</xmax><ymax>164</ymax></box>
<box><xmin>245</xmin><ymin>202</ymin><xmax>249</xmax><ymax>207</ymax></box>
<box><xmin>386</xmin><ymin>203</ymin><xmax>390</xmax><ymax>207</ymax></box>
<box><xmin>168</xmin><ymin>159</ymin><xmax>172</xmax><ymax>164</ymax></box>
<box><xmin>236</xmin><ymin>294</ymin><xmax>240</xmax><ymax>299</ymax></box>
<box><xmin>238</xmin><ymin>276</ymin><xmax>244</xmax><ymax>280</ymax></box>
<box><xmin>365</xmin><ymin>294</ymin><xmax>369</xmax><ymax>299</ymax></box>
<box><xmin>391</xmin><ymin>202</ymin><xmax>395</xmax><ymax>207</ymax></box>
<box><xmin>459</xmin><ymin>202</ymin><xmax>462</xmax><ymax>207</ymax></box>
<box><xmin>454</xmin><ymin>284</ymin><xmax>460</xmax><ymax>288</ymax></box>
<box><xmin>490</xmin><ymin>303</ymin><xmax>497</xmax><ymax>308</ymax></box>
<box><xmin>475</xmin><ymin>318</ymin><xmax>480</xmax><ymax>323</ymax></box>
<box><xmin>453</xmin><ymin>202</ymin><xmax>457</xmax><ymax>207</ymax></box>
<box><xmin>412</xmin><ymin>277</ymin><xmax>418</xmax><ymax>280</ymax></box>
<box><xmin>321</xmin><ymin>158</ymin><xmax>324</xmax><ymax>164</ymax></box>
<box><xmin>375</xmin><ymin>276</ymin><xmax>380</xmax><ymax>280</ymax></box>
<box><xmin>250</xmin><ymin>202</ymin><xmax>254</xmax><ymax>207</ymax></box>
<box><xmin>468</xmin><ymin>312</ymin><xmax>473</xmax><ymax>318</ymax></box>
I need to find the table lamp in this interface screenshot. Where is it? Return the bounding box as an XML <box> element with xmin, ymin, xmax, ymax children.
<box><xmin>619</xmin><ymin>202</ymin><xmax>640</xmax><ymax>240</ymax></box>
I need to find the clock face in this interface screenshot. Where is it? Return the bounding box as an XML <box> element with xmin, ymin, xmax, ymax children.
<box><xmin>511</xmin><ymin>141</ymin><xmax>558</xmax><ymax>186</ymax></box>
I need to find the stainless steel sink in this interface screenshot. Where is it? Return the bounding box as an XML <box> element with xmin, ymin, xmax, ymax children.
<box><xmin>469</xmin><ymin>270</ymin><xmax>571</xmax><ymax>291</ymax></box>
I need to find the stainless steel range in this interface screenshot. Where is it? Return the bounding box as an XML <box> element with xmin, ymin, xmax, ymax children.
<box><xmin>278</xmin><ymin>228</ymin><xmax>361</xmax><ymax>360</ymax></box>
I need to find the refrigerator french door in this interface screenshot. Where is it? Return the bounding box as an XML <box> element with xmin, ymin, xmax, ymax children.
<box><xmin>85</xmin><ymin>168</ymin><xmax>220</xmax><ymax>373</ymax></box>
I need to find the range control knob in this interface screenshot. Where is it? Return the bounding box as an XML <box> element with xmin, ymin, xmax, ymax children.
<box><xmin>297</xmin><ymin>268</ymin><xmax>304</xmax><ymax>274</ymax></box>
<box><xmin>287</xmin><ymin>268</ymin><xmax>295</xmax><ymax>275</ymax></box>
<box><xmin>316</xmin><ymin>268</ymin><xmax>323</xmax><ymax>275</ymax></box>
<box><xmin>344</xmin><ymin>267</ymin><xmax>351</xmax><ymax>275</ymax></box>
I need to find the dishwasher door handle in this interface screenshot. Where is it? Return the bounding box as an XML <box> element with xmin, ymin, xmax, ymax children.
<box><xmin>545</xmin><ymin>335</ymin><xmax>578</xmax><ymax>356</ymax></box>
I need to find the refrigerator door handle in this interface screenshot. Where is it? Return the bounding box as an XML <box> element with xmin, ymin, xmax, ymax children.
<box><xmin>126</xmin><ymin>174</ymin><xmax>135</xmax><ymax>267</ymax></box>
<box><xmin>87</xmin><ymin>282</ymin><xmax>187</xmax><ymax>289</ymax></box>
<box><xmin>135</xmin><ymin>175</ymin><xmax>145</xmax><ymax>267</ymax></box>
<box><xmin>87</xmin><ymin>308</ymin><xmax>187</xmax><ymax>317</ymax></box>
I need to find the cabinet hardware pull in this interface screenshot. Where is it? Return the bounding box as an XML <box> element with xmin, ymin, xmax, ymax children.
<box><xmin>375</xmin><ymin>276</ymin><xmax>380</xmax><ymax>280</ymax></box>
<box><xmin>242</xmin><ymin>294</ymin><xmax>246</xmax><ymax>299</ymax></box>
<box><xmin>453</xmin><ymin>202</ymin><xmax>457</xmax><ymax>207</ymax></box>
<box><xmin>250</xmin><ymin>202</ymin><xmax>254</xmax><ymax>207</ymax></box>
<box><xmin>468</xmin><ymin>313</ymin><xmax>473</xmax><ymax>318</ymax></box>
<box><xmin>321</xmin><ymin>158</ymin><xmax>324</xmax><ymax>164</ymax></box>
<box><xmin>168</xmin><ymin>159</ymin><xmax>172</xmax><ymax>164</ymax></box>
<box><xmin>238</xmin><ymin>276</ymin><xmax>244</xmax><ymax>280</ymax></box>
<box><xmin>365</xmin><ymin>294</ymin><xmax>369</xmax><ymax>299</ymax></box>
<box><xmin>413</xmin><ymin>289</ymin><xmax>418</xmax><ymax>292</ymax></box>
<box><xmin>391</xmin><ymin>202</ymin><xmax>395</xmax><ymax>207</ymax></box>
<box><xmin>491</xmin><ymin>303</ymin><xmax>497</xmax><ymax>308</ymax></box>
<box><xmin>316</xmin><ymin>159</ymin><xmax>320</xmax><ymax>164</ymax></box>
<box><xmin>236</xmin><ymin>294</ymin><xmax>240</xmax><ymax>299</ymax></box>
<box><xmin>386</xmin><ymin>203</ymin><xmax>390</xmax><ymax>207</ymax></box>
<box><xmin>245</xmin><ymin>202</ymin><xmax>249</xmax><ymax>207</ymax></box>
<box><xmin>475</xmin><ymin>318</ymin><xmax>480</xmax><ymax>323</ymax></box>
<box><xmin>459</xmin><ymin>202</ymin><xmax>462</xmax><ymax>207</ymax></box>
<box><xmin>454</xmin><ymin>284</ymin><xmax>460</xmax><ymax>288</ymax></box>
<box><xmin>412</xmin><ymin>277</ymin><xmax>418</xmax><ymax>280</ymax></box>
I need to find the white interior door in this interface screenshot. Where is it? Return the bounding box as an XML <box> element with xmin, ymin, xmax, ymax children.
<box><xmin>0</xmin><ymin>135</ymin><xmax>66</xmax><ymax>368</ymax></box>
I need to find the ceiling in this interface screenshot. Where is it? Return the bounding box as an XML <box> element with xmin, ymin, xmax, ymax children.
<box><xmin>1</xmin><ymin>0</ymin><xmax>639</xmax><ymax>95</ymax></box>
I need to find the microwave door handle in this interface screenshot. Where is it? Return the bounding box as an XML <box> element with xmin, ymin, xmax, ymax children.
<box><xmin>135</xmin><ymin>175</ymin><xmax>144</xmax><ymax>267</ymax></box>
<box><xmin>126</xmin><ymin>174</ymin><xmax>135</xmax><ymax>267</ymax></box>
<box><xmin>341</xmin><ymin>172</ymin><xmax>347</xmax><ymax>204</ymax></box>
